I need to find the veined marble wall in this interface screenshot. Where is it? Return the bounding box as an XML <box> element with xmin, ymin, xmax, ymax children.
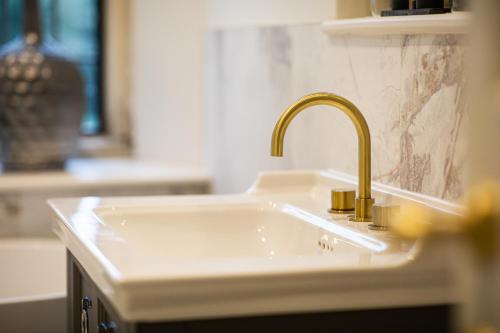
<box><xmin>207</xmin><ymin>24</ymin><xmax>467</xmax><ymax>201</ymax></box>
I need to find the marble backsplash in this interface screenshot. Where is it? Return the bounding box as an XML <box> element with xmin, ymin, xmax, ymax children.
<box><xmin>207</xmin><ymin>24</ymin><xmax>467</xmax><ymax>201</ymax></box>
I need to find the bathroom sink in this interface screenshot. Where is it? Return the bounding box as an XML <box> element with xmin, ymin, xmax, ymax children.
<box><xmin>93</xmin><ymin>202</ymin><xmax>385</xmax><ymax>261</ymax></box>
<box><xmin>49</xmin><ymin>170</ymin><xmax>459</xmax><ymax>321</ymax></box>
<box><xmin>94</xmin><ymin>203</ymin><xmax>329</xmax><ymax>259</ymax></box>
<box><xmin>61</xmin><ymin>198</ymin><xmax>392</xmax><ymax>282</ymax></box>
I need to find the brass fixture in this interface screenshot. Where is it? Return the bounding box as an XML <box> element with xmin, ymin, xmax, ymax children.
<box><xmin>270</xmin><ymin>92</ymin><xmax>374</xmax><ymax>222</ymax></box>
<box><xmin>329</xmin><ymin>189</ymin><xmax>355</xmax><ymax>213</ymax></box>
<box><xmin>369</xmin><ymin>204</ymin><xmax>400</xmax><ymax>231</ymax></box>
<box><xmin>392</xmin><ymin>180</ymin><xmax>500</xmax><ymax>260</ymax></box>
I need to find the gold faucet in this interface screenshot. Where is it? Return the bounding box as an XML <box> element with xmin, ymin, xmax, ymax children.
<box><xmin>270</xmin><ymin>92</ymin><xmax>374</xmax><ymax>222</ymax></box>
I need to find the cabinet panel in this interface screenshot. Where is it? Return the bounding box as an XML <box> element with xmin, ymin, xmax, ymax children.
<box><xmin>67</xmin><ymin>251</ymin><xmax>80</xmax><ymax>333</ymax></box>
<box><xmin>67</xmin><ymin>251</ymin><xmax>452</xmax><ymax>333</ymax></box>
<box><xmin>68</xmin><ymin>252</ymin><xmax>130</xmax><ymax>333</ymax></box>
<box><xmin>97</xmin><ymin>297</ymin><xmax>123</xmax><ymax>332</ymax></box>
<box><xmin>68</xmin><ymin>251</ymin><xmax>99</xmax><ymax>333</ymax></box>
<box><xmin>80</xmin><ymin>281</ymin><xmax>98</xmax><ymax>333</ymax></box>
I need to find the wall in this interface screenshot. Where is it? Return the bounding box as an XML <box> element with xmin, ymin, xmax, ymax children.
<box><xmin>469</xmin><ymin>1</ymin><xmax>500</xmax><ymax>185</ymax></box>
<box><xmin>129</xmin><ymin>0</ymin><xmax>206</xmax><ymax>166</ymax></box>
<box><xmin>128</xmin><ymin>1</ymin><xmax>467</xmax><ymax>201</ymax></box>
<box><xmin>128</xmin><ymin>0</ymin><xmax>370</xmax><ymax>166</ymax></box>
<box><xmin>207</xmin><ymin>25</ymin><xmax>467</xmax><ymax>201</ymax></box>
<box><xmin>207</xmin><ymin>0</ymin><xmax>370</xmax><ymax>28</ymax></box>
<box><xmin>466</xmin><ymin>1</ymin><xmax>500</xmax><ymax>328</ymax></box>
<box><xmin>105</xmin><ymin>0</ymin><xmax>131</xmax><ymax>146</ymax></box>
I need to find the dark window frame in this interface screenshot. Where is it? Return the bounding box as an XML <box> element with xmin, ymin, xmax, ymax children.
<box><xmin>95</xmin><ymin>0</ymin><xmax>105</xmax><ymax>135</ymax></box>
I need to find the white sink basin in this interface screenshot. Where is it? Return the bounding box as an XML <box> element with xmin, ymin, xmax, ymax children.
<box><xmin>93</xmin><ymin>203</ymin><xmax>384</xmax><ymax>260</ymax></box>
<box><xmin>96</xmin><ymin>204</ymin><xmax>326</xmax><ymax>259</ymax></box>
<box><xmin>49</xmin><ymin>170</ymin><xmax>460</xmax><ymax>322</ymax></box>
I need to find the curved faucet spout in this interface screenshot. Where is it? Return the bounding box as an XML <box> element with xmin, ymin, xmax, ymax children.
<box><xmin>271</xmin><ymin>92</ymin><xmax>374</xmax><ymax>221</ymax></box>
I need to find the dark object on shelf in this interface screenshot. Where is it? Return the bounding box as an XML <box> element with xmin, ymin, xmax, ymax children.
<box><xmin>381</xmin><ymin>7</ymin><xmax>451</xmax><ymax>15</ymax></box>
<box><xmin>451</xmin><ymin>0</ymin><xmax>469</xmax><ymax>11</ymax></box>
<box><xmin>0</xmin><ymin>0</ymin><xmax>85</xmax><ymax>171</ymax></box>
<box><xmin>416</xmin><ymin>0</ymin><xmax>444</xmax><ymax>8</ymax></box>
<box><xmin>391</xmin><ymin>0</ymin><xmax>409</xmax><ymax>10</ymax></box>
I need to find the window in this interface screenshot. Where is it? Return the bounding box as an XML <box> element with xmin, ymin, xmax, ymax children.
<box><xmin>0</xmin><ymin>0</ymin><xmax>104</xmax><ymax>135</ymax></box>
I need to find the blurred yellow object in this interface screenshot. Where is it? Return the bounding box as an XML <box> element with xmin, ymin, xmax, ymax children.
<box><xmin>392</xmin><ymin>204</ymin><xmax>432</xmax><ymax>239</ymax></box>
<box><xmin>473</xmin><ymin>325</ymin><xmax>498</xmax><ymax>333</ymax></box>
<box><xmin>463</xmin><ymin>181</ymin><xmax>500</xmax><ymax>260</ymax></box>
<box><xmin>464</xmin><ymin>181</ymin><xmax>500</xmax><ymax>224</ymax></box>
<box><xmin>393</xmin><ymin>181</ymin><xmax>499</xmax><ymax>260</ymax></box>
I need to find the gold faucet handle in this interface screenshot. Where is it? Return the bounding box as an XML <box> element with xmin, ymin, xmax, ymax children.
<box><xmin>328</xmin><ymin>188</ymin><xmax>355</xmax><ymax>214</ymax></box>
<box><xmin>369</xmin><ymin>204</ymin><xmax>400</xmax><ymax>231</ymax></box>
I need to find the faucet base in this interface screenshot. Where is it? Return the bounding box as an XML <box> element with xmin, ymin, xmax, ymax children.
<box><xmin>349</xmin><ymin>216</ymin><xmax>373</xmax><ymax>222</ymax></box>
<box><xmin>350</xmin><ymin>197</ymin><xmax>375</xmax><ymax>222</ymax></box>
<box><xmin>328</xmin><ymin>208</ymin><xmax>356</xmax><ymax>214</ymax></box>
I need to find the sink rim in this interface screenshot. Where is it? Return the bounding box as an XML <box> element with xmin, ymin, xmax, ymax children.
<box><xmin>52</xmin><ymin>195</ymin><xmax>413</xmax><ymax>286</ymax></box>
<box><xmin>92</xmin><ymin>201</ymin><xmax>391</xmax><ymax>258</ymax></box>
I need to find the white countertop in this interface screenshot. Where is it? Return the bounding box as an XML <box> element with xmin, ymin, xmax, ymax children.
<box><xmin>0</xmin><ymin>158</ymin><xmax>211</xmax><ymax>193</ymax></box>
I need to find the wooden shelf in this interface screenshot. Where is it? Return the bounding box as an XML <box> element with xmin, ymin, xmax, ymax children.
<box><xmin>322</xmin><ymin>12</ymin><xmax>469</xmax><ymax>36</ymax></box>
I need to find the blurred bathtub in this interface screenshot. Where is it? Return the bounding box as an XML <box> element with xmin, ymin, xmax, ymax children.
<box><xmin>0</xmin><ymin>238</ymin><xmax>66</xmax><ymax>333</ymax></box>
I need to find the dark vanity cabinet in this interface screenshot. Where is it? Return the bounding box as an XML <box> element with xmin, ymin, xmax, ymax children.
<box><xmin>68</xmin><ymin>252</ymin><xmax>127</xmax><ymax>333</ymax></box>
<box><xmin>68</xmin><ymin>251</ymin><xmax>453</xmax><ymax>333</ymax></box>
